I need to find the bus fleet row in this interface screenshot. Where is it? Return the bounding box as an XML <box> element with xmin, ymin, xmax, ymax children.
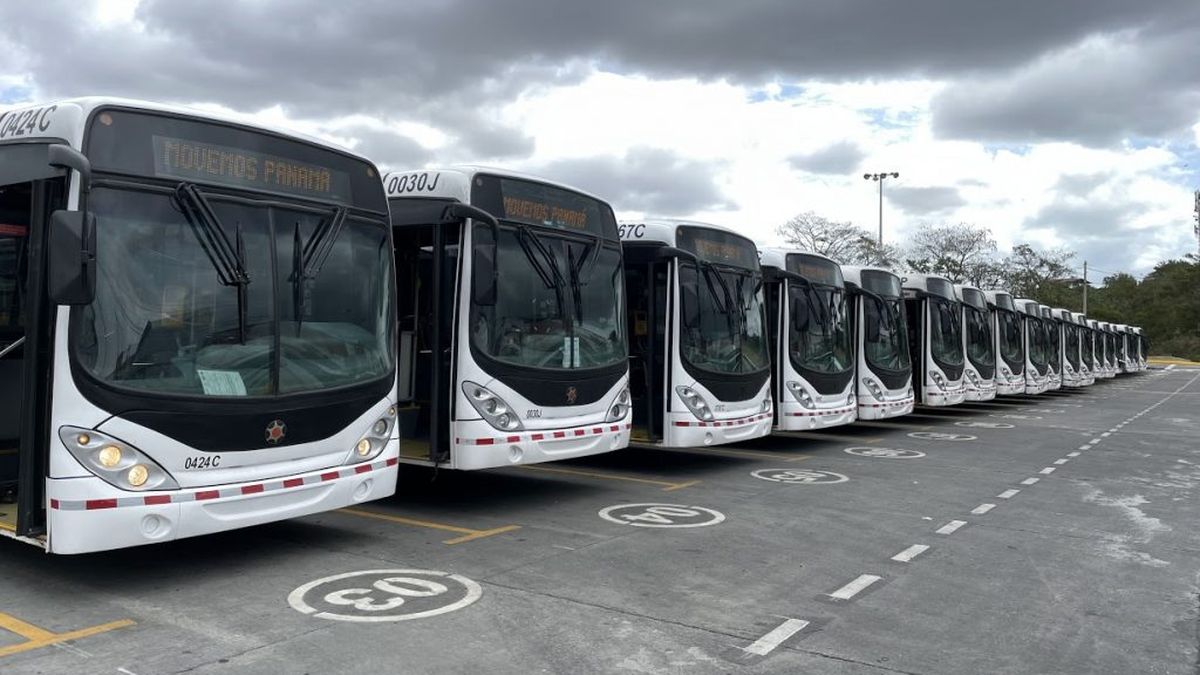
<box><xmin>0</xmin><ymin>98</ymin><xmax>1147</xmax><ymax>553</ymax></box>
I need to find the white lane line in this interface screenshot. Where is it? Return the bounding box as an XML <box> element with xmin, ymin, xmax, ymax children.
<box><xmin>891</xmin><ymin>544</ymin><xmax>930</xmax><ymax>563</ymax></box>
<box><xmin>1039</xmin><ymin>467</ymin><xmax>1056</xmax><ymax>475</ymax></box>
<box><xmin>1077</xmin><ymin>445</ymin><xmax>1091</xmax><ymax>451</ymax></box>
<box><xmin>937</xmin><ymin>520</ymin><xmax>967</xmax><ymax>535</ymax></box>
<box><xmin>997</xmin><ymin>489</ymin><xmax>1020</xmax><ymax>499</ymax></box>
<box><xmin>1054</xmin><ymin>458</ymin><xmax>1070</xmax><ymax>465</ymax></box>
<box><xmin>1021</xmin><ymin>477</ymin><xmax>1040</xmax><ymax>485</ymax></box>
<box><xmin>829</xmin><ymin>574</ymin><xmax>882</xmax><ymax>600</ymax></box>
<box><xmin>1067</xmin><ymin>451</ymin><xmax>1080</xmax><ymax>457</ymax></box>
<box><xmin>971</xmin><ymin>503</ymin><xmax>996</xmax><ymax>515</ymax></box>
<box><xmin>1166</xmin><ymin>364</ymin><xmax>1176</xmax><ymax>371</ymax></box>
<box><xmin>1101</xmin><ymin>432</ymin><xmax>1112</xmax><ymax>437</ymax></box>
<box><xmin>742</xmin><ymin>618</ymin><xmax>810</xmax><ymax>656</ymax></box>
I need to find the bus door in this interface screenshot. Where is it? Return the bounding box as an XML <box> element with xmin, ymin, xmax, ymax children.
<box><xmin>904</xmin><ymin>295</ymin><xmax>923</xmax><ymax>398</ymax></box>
<box><xmin>622</xmin><ymin>246</ymin><xmax>668</xmax><ymax>442</ymax></box>
<box><xmin>0</xmin><ymin>145</ymin><xmax>68</xmax><ymax>538</ymax></box>
<box><xmin>391</xmin><ymin>201</ymin><xmax>461</xmax><ymax>464</ymax></box>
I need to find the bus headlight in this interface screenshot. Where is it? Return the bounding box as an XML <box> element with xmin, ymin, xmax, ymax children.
<box><xmin>348</xmin><ymin>407</ymin><xmax>397</xmax><ymax>464</ymax></box>
<box><xmin>606</xmin><ymin>388</ymin><xmax>631</xmax><ymax>422</ymax></box>
<box><xmin>786</xmin><ymin>381</ymin><xmax>815</xmax><ymax>409</ymax></box>
<box><xmin>861</xmin><ymin>377</ymin><xmax>884</xmax><ymax>401</ymax></box>
<box><xmin>463</xmin><ymin>382</ymin><xmax>525</xmax><ymax>431</ymax></box>
<box><xmin>58</xmin><ymin>426</ymin><xmax>179</xmax><ymax>492</ymax></box>
<box><xmin>761</xmin><ymin>397</ymin><xmax>772</xmax><ymax>413</ymax></box>
<box><xmin>930</xmin><ymin>371</ymin><xmax>947</xmax><ymax>390</ymax></box>
<box><xmin>675</xmin><ymin>386</ymin><xmax>714</xmax><ymax>421</ymax></box>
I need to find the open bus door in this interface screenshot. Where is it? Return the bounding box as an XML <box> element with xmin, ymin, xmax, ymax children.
<box><xmin>621</xmin><ymin>245</ymin><xmax>668</xmax><ymax>443</ymax></box>
<box><xmin>0</xmin><ymin>143</ymin><xmax>72</xmax><ymax>540</ymax></box>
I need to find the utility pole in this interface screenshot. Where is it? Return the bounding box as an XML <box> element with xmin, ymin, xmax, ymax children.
<box><xmin>1082</xmin><ymin>261</ymin><xmax>1088</xmax><ymax>314</ymax></box>
<box><xmin>864</xmin><ymin>172</ymin><xmax>899</xmax><ymax>245</ymax></box>
<box><xmin>1193</xmin><ymin>190</ymin><xmax>1199</xmax><ymax>258</ymax></box>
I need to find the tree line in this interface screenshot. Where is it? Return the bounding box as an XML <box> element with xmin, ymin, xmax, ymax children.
<box><xmin>776</xmin><ymin>213</ymin><xmax>1200</xmax><ymax>360</ymax></box>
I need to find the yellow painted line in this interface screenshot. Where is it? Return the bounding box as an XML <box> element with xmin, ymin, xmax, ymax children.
<box><xmin>0</xmin><ymin>520</ymin><xmax>14</xmax><ymax>533</ymax></box>
<box><xmin>339</xmin><ymin>508</ymin><xmax>520</xmax><ymax>545</ymax></box>
<box><xmin>0</xmin><ymin>615</ymin><xmax>134</xmax><ymax>658</ymax></box>
<box><xmin>518</xmin><ymin>464</ymin><xmax>699</xmax><ymax>491</ymax></box>
<box><xmin>659</xmin><ymin>446</ymin><xmax>814</xmax><ymax>463</ymax></box>
<box><xmin>852</xmin><ymin>420</ymin><xmax>932</xmax><ymax>431</ymax></box>
<box><xmin>777</xmin><ymin>431</ymin><xmax>882</xmax><ymax>444</ymax></box>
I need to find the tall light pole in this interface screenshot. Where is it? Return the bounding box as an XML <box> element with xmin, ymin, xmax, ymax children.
<box><xmin>864</xmin><ymin>172</ymin><xmax>899</xmax><ymax>245</ymax></box>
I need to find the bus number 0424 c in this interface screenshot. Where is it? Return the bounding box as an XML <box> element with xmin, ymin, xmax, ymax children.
<box><xmin>184</xmin><ymin>455</ymin><xmax>221</xmax><ymax>470</ymax></box>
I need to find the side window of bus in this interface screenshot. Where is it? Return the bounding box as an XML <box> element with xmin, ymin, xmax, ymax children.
<box><xmin>0</xmin><ymin>182</ymin><xmax>30</xmax><ymax>338</ymax></box>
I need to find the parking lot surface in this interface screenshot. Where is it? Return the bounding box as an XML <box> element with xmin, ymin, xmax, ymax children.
<box><xmin>1</xmin><ymin>368</ymin><xmax>1198</xmax><ymax>674</ymax></box>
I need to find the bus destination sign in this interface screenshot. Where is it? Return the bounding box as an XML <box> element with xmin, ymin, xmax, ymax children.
<box><xmin>152</xmin><ymin>136</ymin><xmax>352</xmax><ymax>202</ymax></box>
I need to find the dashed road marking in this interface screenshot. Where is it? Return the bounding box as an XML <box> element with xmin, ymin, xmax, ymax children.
<box><xmin>1101</xmin><ymin>432</ymin><xmax>1111</xmax><ymax>437</ymax></box>
<box><xmin>891</xmin><ymin>544</ymin><xmax>930</xmax><ymax>563</ymax></box>
<box><xmin>1054</xmin><ymin>458</ymin><xmax>1070</xmax><ymax>465</ymax></box>
<box><xmin>936</xmin><ymin>520</ymin><xmax>967</xmax><ymax>535</ymax></box>
<box><xmin>829</xmin><ymin>574</ymin><xmax>882</xmax><ymax>600</ymax></box>
<box><xmin>1077</xmin><ymin>445</ymin><xmax>1091</xmax><ymax>451</ymax></box>
<box><xmin>1039</xmin><ymin>467</ymin><xmax>1056</xmax><ymax>475</ymax></box>
<box><xmin>971</xmin><ymin>503</ymin><xmax>996</xmax><ymax>515</ymax></box>
<box><xmin>997</xmin><ymin>489</ymin><xmax>1020</xmax><ymax>499</ymax></box>
<box><xmin>1021</xmin><ymin>477</ymin><xmax>1040</xmax><ymax>485</ymax></box>
<box><xmin>1070</xmin><ymin>449</ymin><xmax>1084</xmax><ymax>455</ymax></box>
<box><xmin>741</xmin><ymin>618</ymin><xmax>810</xmax><ymax>656</ymax></box>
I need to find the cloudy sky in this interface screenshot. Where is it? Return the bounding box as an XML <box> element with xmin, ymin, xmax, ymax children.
<box><xmin>3</xmin><ymin>0</ymin><xmax>1199</xmax><ymax>277</ymax></box>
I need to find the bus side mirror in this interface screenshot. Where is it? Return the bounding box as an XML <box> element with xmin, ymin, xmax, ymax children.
<box><xmin>48</xmin><ymin>210</ymin><xmax>97</xmax><ymax>305</ymax></box>
<box><xmin>471</xmin><ymin>224</ymin><xmax>497</xmax><ymax>306</ymax></box>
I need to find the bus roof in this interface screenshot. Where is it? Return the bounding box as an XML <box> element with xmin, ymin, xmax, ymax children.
<box><xmin>840</xmin><ymin>265</ymin><xmax>897</xmax><ymax>286</ymax></box>
<box><xmin>382</xmin><ymin>165</ymin><xmax>610</xmax><ymax>206</ymax></box>
<box><xmin>1013</xmin><ymin>298</ymin><xmax>1041</xmax><ymax>316</ymax></box>
<box><xmin>953</xmin><ymin>283</ymin><xmax>988</xmax><ymax>310</ymax></box>
<box><xmin>618</xmin><ymin>218</ymin><xmax>744</xmax><ymax>247</ymax></box>
<box><xmin>1051</xmin><ymin>308</ymin><xmax>1074</xmax><ymax>322</ymax></box>
<box><xmin>0</xmin><ymin>97</ymin><xmax>362</xmax><ymax>159</ymax></box>
<box><xmin>757</xmin><ymin>247</ymin><xmax>837</xmax><ymax>271</ymax></box>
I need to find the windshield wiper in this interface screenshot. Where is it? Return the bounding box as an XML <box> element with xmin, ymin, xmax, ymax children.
<box><xmin>290</xmin><ymin>206</ymin><xmax>348</xmax><ymax>332</ymax></box>
<box><xmin>174</xmin><ymin>182</ymin><xmax>250</xmax><ymax>343</ymax></box>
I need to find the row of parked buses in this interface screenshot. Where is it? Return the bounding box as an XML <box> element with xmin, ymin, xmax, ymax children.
<box><xmin>0</xmin><ymin>98</ymin><xmax>1149</xmax><ymax>553</ymax></box>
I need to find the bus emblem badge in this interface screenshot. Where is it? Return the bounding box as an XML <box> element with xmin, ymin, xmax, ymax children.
<box><xmin>566</xmin><ymin>387</ymin><xmax>578</xmax><ymax>404</ymax></box>
<box><xmin>265</xmin><ymin>419</ymin><xmax>287</xmax><ymax>444</ymax></box>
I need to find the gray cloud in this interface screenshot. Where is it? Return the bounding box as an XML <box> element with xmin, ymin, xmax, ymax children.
<box><xmin>888</xmin><ymin>186</ymin><xmax>966</xmax><ymax>214</ymax></box>
<box><xmin>2</xmin><ymin>0</ymin><xmax>1196</xmax><ymax>152</ymax></box>
<box><xmin>343</xmin><ymin>126</ymin><xmax>432</xmax><ymax>170</ymax></box>
<box><xmin>788</xmin><ymin>141</ymin><xmax>864</xmax><ymax>175</ymax></box>
<box><xmin>538</xmin><ymin>147</ymin><xmax>732</xmax><ymax>214</ymax></box>
<box><xmin>932</xmin><ymin>17</ymin><xmax>1200</xmax><ymax>146</ymax></box>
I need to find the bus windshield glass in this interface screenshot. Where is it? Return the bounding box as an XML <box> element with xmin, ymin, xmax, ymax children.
<box><xmin>929</xmin><ymin>297</ymin><xmax>964</xmax><ymax>368</ymax></box>
<box><xmin>964</xmin><ymin>304</ymin><xmax>994</xmax><ymax>368</ymax></box>
<box><xmin>76</xmin><ymin>187</ymin><xmax>394</xmax><ymax>397</ymax></box>
<box><xmin>998</xmin><ymin>310</ymin><xmax>1023</xmax><ymax>366</ymax></box>
<box><xmin>786</xmin><ymin>255</ymin><xmax>850</xmax><ymax>375</ymax></box>
<box><xmin>1081</xmin><ymin>328</ymin><xmax>1094</xmax><ymax>365</ymax></box>
<box><xmin>676</xmin><ymin>227</ymin><xmax>767</xmax><ymax>374</ymax></box>
<box><xmin>469</xmin><ymin>176</ymin><xmax>626</xmax><ymax>372</ymax></box>
<box><xmin>1047</xmin><ymin>322</ymin><xmax>1062</xmax><ymax>370</ymax></box>
<box><xmin>1028</xmin><ymin>318</ymin><xmax>1048</xmax><ymax>369</ymax></box>
<box><xmin>860</xmin><ymin>271</ymin><xmax>910</xmax><ymax>373</ymax></box>
<box><xmin>1064</xmin><ymin>323</ymin><xmax>1080</xmax><ymax>369</ymax></box>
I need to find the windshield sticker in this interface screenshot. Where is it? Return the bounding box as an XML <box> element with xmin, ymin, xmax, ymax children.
<box><xmin>196</xmin><ymin>369</ymin><xmax>248</xmax><ymax>396</ymax></box>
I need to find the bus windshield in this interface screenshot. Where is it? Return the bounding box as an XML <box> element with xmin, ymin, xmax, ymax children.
<box><xmin>964</xmin><ymin>304</ymin><xmax>994</xmax><ymax>368</ymax></box>
<box><xmin>864</xmin><ymin>295</ymin><xmax>910</xmax><ymax>373</ymax></box>
<box><xmin>1028</xmin><ymin>319</ymin><xmax>1048</xmax><ymax>369</ymax></box>
<box><xmin>1047</xmin><ymin>323</ymin><xmax>1062</xmax><ymax>370</ymax></box>
<box><xmin>471</xmin><ymin>223</ymin><xmax>626</xmax><ymax>371</ymax></box>
<box><xmin>929</xmin><ymin>297</ymin><xmax>963</xmax><ymax>368</ymax></box>
<box><xmin>998</xmin><ymin>310</ymin><xmax>1023</xmax><ymax>367</ymax></box>
<box><xmin>789</xmin><ymin>283</ymin><xmax>851</xmax><ymax>375</ymax></box>
<box><xmin>76</xmin><ymin>187</ymin><xmax>394</xmax><ymax>396</ymax></box>
<box><xmin>678</xmin><ymin>261</ymin><xmax>768</xmax><ymax>374</ymax></box>
<box><xmin>1065</xmin><ymin>324</ymin><xmax>1080</xmax><ymax>369</ymax></box>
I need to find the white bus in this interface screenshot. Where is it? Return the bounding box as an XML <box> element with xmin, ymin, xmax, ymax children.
<box><xmin>1039</xmin><ymin>305</ymin><xmax>1062</xmax><ymax>390</ymax></box>
<box><xmin>955</xmin><ymin>284</ymin><xmax>996</xmax><ymax>401</ymax></box>
<box><xmin>984</xmin><ymin>290</ymin><xmax>1026</xmax><ymax>395</ymax></box>
<box><xmin>620</xmin><ymin>220</ymin><xmax>771</xmax><ymax>447</ymax></box>
<box><xmin>842</xmin><ymin>266</ymin><xmax>914</xmax><ymax>419</ymax></box>
<box><xmin>1130</xmin><ymin>326</ymin><xmax>1147</xmax><ymax>370</ymax></box>
<box><xmin>902</xmin><ymin>274</ymin><xmax>966</xmax><ymax>406</ymax></box>
<box><xmin>760</xmin><ymin>249</ymin><xmax>856</xmax><ymax>430</ymax></box>
<box><xmin>1095</xmin><ymin>321</ymin><xmax>1116</xmax><ymax>379</ymax></box>
<box><xmin>1071</xmin><ymin>312</ymin><xmax>1096</xmax><ymax>386</ymax></box>
<box><xmin>1115</xmin><ymin>323</ymin><xmax>1133</xmax><ymax>373</ymax></box>
<box><xmin>1014</xmin><ymin>298</ymin><xmax>1050</xmax><ymax>394</ymax></box>
<box><xmin>384</xmin><ymin>167</ymin><xmax>631</xmax><ymax>469</ymax></box>
<box><xmin>1053</xmin><ymin>309</ymin><xmax>1083</xmax><ymax>388</ymax></box>
<box><xmin>0</xmin><ymin>98</ymin><xmax>399</xmax><ymax>553</ymax></box>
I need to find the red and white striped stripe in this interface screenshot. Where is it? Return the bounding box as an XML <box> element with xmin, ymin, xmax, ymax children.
<box><xmin>860</xmin><ymin>398</ymin><xmax>914</xmax><ymax>410</ymax></box>
<box><xmin>49</xmin><ymin>457</ymin><xmax>398</xmax><ymax>511</ymax></box>
<box><xmin>672</xmin><ymin>412</ymin><xmax>772</xmax><ymax>428</ymax></box>
<box><xmin>455</xmin><ymin>422</ymin><xmax>632</xmax><ymax>447</ymax></box>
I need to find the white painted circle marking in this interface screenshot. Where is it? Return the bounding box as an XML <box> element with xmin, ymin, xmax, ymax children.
<box><xmin>954</xmin><ymin>421</ymin><xmax>1014</xmax><ymax>429</ymax></box>
<box><xmin>989</xmin><ymin>413</ymin><xmax>1042</xmax><ymax>420</ymax></box>
<box><xmin>288</xmin><ymin>569</ymin><xmax>482</xmax><ymax>623</ymax></box>
<box><xmin>751</xmin><ymin>468</ymin><xmax>849</xmax><ymax>484</ymax></box>
<box><xmin>598</xmin><ymin>503</ymin><xmax>725</xmax><ymax>528</ymax></box>
<box><xmin>907</xmin><ymin>431</ymin><xmax>977</xmax><ymax>441</ymax></box>
<box><xmin>843</xmin><ymin>446</ymin><xmax>925</xmax><ymax>459</ymax></box>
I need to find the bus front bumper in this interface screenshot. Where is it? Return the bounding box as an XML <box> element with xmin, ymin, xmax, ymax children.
<box><xmin>667</xmin><ymin>412</ymin><xmax>773</xmax><ymax>448</ymax></box>
<box><xmin>964</xmin><ymin>381</ymin><xmax>997</xmax><ymax>401</ymax></box>
<box><xmin>776</xmin><ymin>403</ymin><xmax>857</xmax><ymax>431</ymax></box>
<box><xmin>857</xmin><ymin>395</ymin><xmax>914</xmax><ymax>420</ymax></box>
<box><xmin>451</xmin><ymin>419</ymin><xmax>631</xmax><ymax>470</ymax></box>
<box><xmin>45</xmin><ymin>445</ymin><xmax>400</xmax><ymax>554</ymax></box>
